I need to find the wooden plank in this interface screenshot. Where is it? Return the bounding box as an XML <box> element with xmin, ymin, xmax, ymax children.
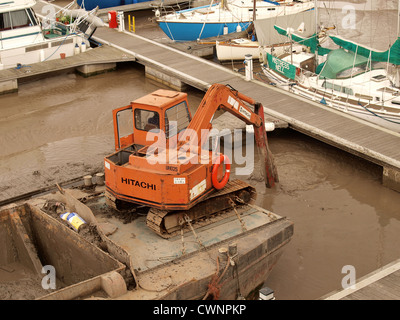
<box><xmin>346</xmin><ymin>287</ymin><xmax>385</xmax><ymax>300</ymax></box>
<box><xmin>378</xmin><ymin>274</ymin><xmax>400</xmax><ymax>293</ymax></box>
<box><xmin>362</xmin><ymin>282</ymin><xmax>400</xmax><ymax>300</ymax></box>
<box><xmin>341</xmin><ymin>270</ymin><xmax>400</xmax><ymax>300</ymax></box>
<box><xmin>323</xmin><ymin>259</ymin><xmax>400</xmax><ymax>300</ymax></box>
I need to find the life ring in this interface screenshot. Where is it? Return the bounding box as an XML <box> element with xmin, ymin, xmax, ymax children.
<box><xmin>212</xmin><ymin>154</ymin><xmax>231</xmax><ymax>190</ymax></box>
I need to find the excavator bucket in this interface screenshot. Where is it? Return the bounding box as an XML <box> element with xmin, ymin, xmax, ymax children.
<box><xmin>253</xmin><ymin>103</ymin><xmax>279</xmax><ymax>188</ymax></box>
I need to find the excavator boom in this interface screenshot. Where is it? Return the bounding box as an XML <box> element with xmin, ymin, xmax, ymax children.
<box><xmin>178</xmin><ymin>83</ymin><xmax>277</xmax><ymax>187</ymax></box>
<box><xmin>179</xmin><ymin>84</ymin><xmax>262</xmax><ymax>149</ymax></box>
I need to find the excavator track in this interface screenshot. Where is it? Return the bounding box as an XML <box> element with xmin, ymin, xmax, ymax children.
<box><xmin>146</xmin><ymin>179</ymin><xmax>257</xmax><ymax>238</ymax></box>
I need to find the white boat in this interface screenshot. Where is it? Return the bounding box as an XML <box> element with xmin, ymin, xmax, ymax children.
<box><xmin>216</xmin><ymin>37</ymin><xmax>303</xmax><ymax>62</ymax></box>
<box><xmin>216</xmin><ymin>38</ymin><xmax>262</xmax><ymax>61</ymax></box>
<box><xmin>215</xmin><ymin>6</ymin><xmax>314</xmax><ymax>62</ymax></box>
<box><xmin>155</xmin><ymin>0</ymin><xmax>315</xmax><ymax>42</ymax></box>
<box><xmin>0</xmin><ymin>0</ymin><xmax>97</xmax><ymax>70</ymax></box>
<box><xmin>261</xmin><ymin>25</ymin><xmax>400</xmax><ymax>132</ymax></box>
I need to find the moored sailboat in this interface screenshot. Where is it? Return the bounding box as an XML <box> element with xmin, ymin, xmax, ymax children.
<box><xmin>261</xmin><ymin>4</ymin><xmax>400</xmax><ymax>132</ymax></box>
<box><xmin>155</xmin><ymin>0</ymin><xmax>315</xmax><ymax>42</ymax></box>
<box><xmin>215</xmin><ymin>2</ymin><xmax>315</xmax><ymax>62</ymax></box>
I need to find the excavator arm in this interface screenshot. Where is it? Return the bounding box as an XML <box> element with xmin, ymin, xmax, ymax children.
<box><xmin>181</xmin><ymin>84</ymin><xmax>262</xmax><ymax>147</ymax></box>
<box><xmin>180</xmin><ymin>83</ymin><xmax>278</xmax><ymax>187</ymax></box>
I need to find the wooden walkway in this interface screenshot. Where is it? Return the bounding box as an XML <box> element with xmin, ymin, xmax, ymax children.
<box><xmin>322</xmin><ymin>258</ymin><xmax>400</xmax><ymax>300</ymax></box>
<box><xmin>91</xmin><ymin>26</ymin><xmax>400</xmax><ymax>174</ymax></box>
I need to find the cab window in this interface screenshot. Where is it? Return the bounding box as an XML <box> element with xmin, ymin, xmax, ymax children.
<box><xmin>134</xmin><ymin>109</ymin><xmax>160</xmax><ymax>132</ymax></box>
<box><xmin>165</xmin><ymin>101</ymin><xmax>191</xmax><ymax>138</ymax></box>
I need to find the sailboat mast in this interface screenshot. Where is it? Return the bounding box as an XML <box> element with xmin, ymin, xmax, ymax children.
<box><xmin>398</xmin><ymin>0</ymin><xmax>400</xmax><ymax>38</ymax></box>
<box><xmin>253</xmin><ymin>0</ymin><xmax>256</xmax><ymax>22</ymax></box>
<box><xmin>396</xmin><ymin>0</ymin><xmax>400</xmax><ymax>87</ymax></box>
<box><xmin>314</xmin><ymin>0</ymin><xmax>318</xmax><ymax>70</ymax></box>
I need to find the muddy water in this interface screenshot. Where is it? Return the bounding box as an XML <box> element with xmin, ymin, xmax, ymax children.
<box><xmin>0</xmin><ymin>63</ymin><xmax>201</xmax><ymax>184</ymax></box>
<box><xmin>2</xmin><ymin>1</ymin><xmax>400</xmax><ymax>299</ymax></box>
<box><xmin>1</xmin><ymin>63</ymin><xmax>400</xmax><ymax>300</ymax></box>
<box><xmin>243</xmin><ymin>131</ymin><xmax>400</xmax><ymax>299</ymax></box>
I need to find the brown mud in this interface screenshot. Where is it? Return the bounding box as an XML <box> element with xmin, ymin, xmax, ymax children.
<box><xmin>1</xmin><ymin>1</ymin><xmax>400</xmax><ymax>298</ymax></box>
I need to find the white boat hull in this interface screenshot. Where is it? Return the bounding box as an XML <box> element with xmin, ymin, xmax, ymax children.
<box><xmin>216</xmin><ymin>39</ymin><xmax>261</xmax><ymax>61</ymax></box>
<box><xmin>262</xmin><ymin>66</ymin><xmax>400</xmax><ymax>133</ymax></box>
<box><xmin>157</xmin><ymin>0</ymin><xmax>315</xmax><ymax>41</ymax></box>
<box><xmin>0</xmin><ymin>36</ymin><xmax>84</xmax><ymax>70</ymax></box>
<box><xmin>216</xmin><ymin>39</ymin><xmax>296</xmax><ymax>62</ymax></box>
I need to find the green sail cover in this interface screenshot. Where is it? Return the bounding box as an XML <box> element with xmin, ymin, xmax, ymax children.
<box><xmin>274</xmin><ymin>25</ymin><xmax>331</xmax><ymax>56</ymax></box>
<box><xmin>318</xmin><ymin>49</ymin><xmax>369</xmax><ymax>79</ymax></box>
<box><xmin>330</xmin><ymin>35</ymin><xmax>400</xmax><ymax>65</ymax></box>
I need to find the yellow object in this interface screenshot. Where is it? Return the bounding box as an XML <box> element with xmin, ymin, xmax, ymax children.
<box><xmin>60</xmin><ymin>212</ymin><xmax>86</xmax><ymax>231</ymax></box>
<box><xmin>128</xmin><ymin>15</ymin><xmax>135</xmax><ymax>33</ymax></box>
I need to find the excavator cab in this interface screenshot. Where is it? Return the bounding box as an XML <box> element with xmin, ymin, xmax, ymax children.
<box><xmin>111</xmin><ymin>89</ymin><xmax>191</xmax><ymax>152</ymax></box>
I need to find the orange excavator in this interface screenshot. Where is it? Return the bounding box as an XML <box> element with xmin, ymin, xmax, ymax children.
<box><xmin>104</xmin><ymin>83</ymin><xmax>278</xmax><ymax>238</ymax></box>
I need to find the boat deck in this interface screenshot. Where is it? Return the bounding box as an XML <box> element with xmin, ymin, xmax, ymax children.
<box><xmin>322</xmin><ymin>258</ymin><xmax>400</xmax><ymax>300</ymax></box>
<box><xmin>84</xmin><ymin>192</ymin><xmax>287</xmax><ymax>273</ymax></box>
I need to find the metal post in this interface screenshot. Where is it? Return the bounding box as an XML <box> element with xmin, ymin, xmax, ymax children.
<box><xmin>259</xmin><ymin>287</ymin><xmax>275</xmax><ymax>300</ymax></box>
<box><xmin>244</xmin><ymin>54</ymin><xmax>253</xmax><ymax>81</ymax></box>
<box><xmin>252</xmin><ymin>0</ymin><xmax>256</xmax><ymax>22</ymax></box>
<box><xmin>117</xmin><ymin>11</ymin><xmax>125</xmax><ymax>32</ymax></box>
<box><xmin>314</xmin><ymin>0</ymin><xmax>318</xmax><ymax>69</ymax></box>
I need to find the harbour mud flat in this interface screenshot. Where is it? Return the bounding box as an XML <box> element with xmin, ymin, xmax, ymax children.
<box><xmin>0</xmin><ymin>182</ymin><xmax>293</xmax><ymax>300</ymax></box>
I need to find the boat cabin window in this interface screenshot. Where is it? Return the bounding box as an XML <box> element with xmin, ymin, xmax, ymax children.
<box><xmin>165</xmin><ymin>101</ymin><xmax>191</xmax><ymax>138</ymax></box>
<box><xmin>0</xmin><ymin>12</ymin><xmax>12</xmax><ymax>30</ymax></box>
<box><xmin>0</xmin><ymin>9</ymin><xmax>38</xmax><ymax>31</ymax></box>
<box><xmin>135</xmin><ymin>109</ymin><xmax>160</xmax><ymax>132</ymax></box>
<box><xmin>372</xmin><ymin>74</ymin><xmax>386</xmax><ymax>82</ymax></box>
<box><xmin>26</xmin><ymin>8</ymin><xmax>38</xmax><ymax>26</ymax></box>
<box><xmin>342</xmin><ymin>87</ymin><xmax>354</xmax><ymax>95</ymax></box>
<box><xmin>322</xmin><ymin>81</ymin><xmax>354</xmax><ymax>95</ymax></box>
<box><xmin>323</xmin><ymin>81</ymin><xmax>339</xmax><ymax>92</ymax></box>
